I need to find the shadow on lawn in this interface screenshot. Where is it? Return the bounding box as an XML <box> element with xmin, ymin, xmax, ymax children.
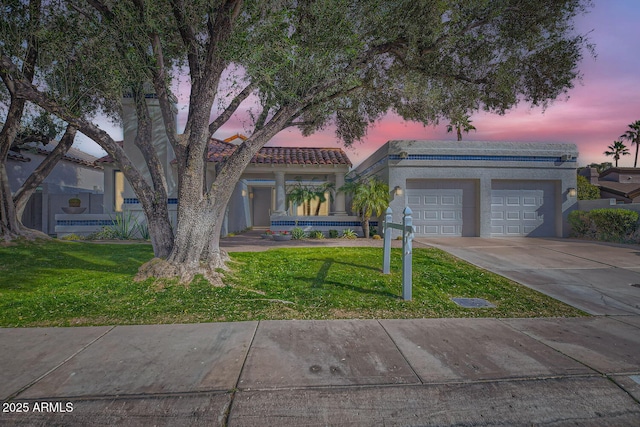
<box><xmin>307</xmin><ymin>258</ymin><xmax>399</xmax><ymax>299</ymax></box>
<box><xmin>0</xmin><ymin>242</ymin><xmax>153</xmax><ymax>291</ymax></box>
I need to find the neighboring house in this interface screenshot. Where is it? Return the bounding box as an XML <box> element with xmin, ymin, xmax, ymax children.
<box><xmin>352</xmin><ymin>140</ymin><xmax>578</xmax><ymax>238</ymax></box>
<box><xmin>7</xmin><ymin>143</ymin><xmax>104</xmax><ymax>234</ymax></box>
<box><xmin>585</xmin><ymin>167</ymin><xmax>640</xmax><ymax>203</ymax></box>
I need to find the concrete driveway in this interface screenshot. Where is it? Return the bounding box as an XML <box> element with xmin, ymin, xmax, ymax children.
<box><xmin>416</xmin><ymin>237</ymin><xmax>640</xmax><ymax>316</ymax></box>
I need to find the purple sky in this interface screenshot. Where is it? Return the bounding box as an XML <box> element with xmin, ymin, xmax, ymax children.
<box><xmin>76</xmin><ymin>0</ymin><xmax>640</xmax><ymax>168</ymax></box>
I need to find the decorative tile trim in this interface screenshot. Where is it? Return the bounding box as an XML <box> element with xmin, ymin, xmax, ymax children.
<box><xmin>271</xmin><ymin>220</ymin><xmax>378</xmax><ymax>227</ymax></box>
<box><xmin>123</xmin><ymin>198</ymin><xmax>178</xmax><ymax>205</ymax></box>
<box><xmin>388</xmin><ymin>154</ymin><xmax>576</xmax><ymax>163</ymax></box>
<box><xmin>56</xmin><ymin>220</ymin><xmax>116</xmax><ymax>226</ymax></box>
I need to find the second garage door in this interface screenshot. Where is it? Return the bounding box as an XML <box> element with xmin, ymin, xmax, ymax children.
<box><xmin>491</xmin><ymin>181</ymin><xmax>556</xmax><ymax>237</ymax></box>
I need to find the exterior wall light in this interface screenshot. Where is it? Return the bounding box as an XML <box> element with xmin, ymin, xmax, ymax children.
<box><xmin>241</xmin><ymin>189</ymin><xmax>247</xmax><ymax>197</ymax></box>
<box><xmin>394</xmin><ymin>186</ymin><xmax>404</xmax><ymax>196</ymax></box>
<box><xmin>568</xmin><ymin>187</ymin><xmax>577</xmax><ymax>197</ymax></box>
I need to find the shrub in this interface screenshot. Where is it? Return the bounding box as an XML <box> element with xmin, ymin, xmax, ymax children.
<box><xmin>309</xmin><ymin>230</ymin><xmax>325</xmax><ymax>239</ymax></box>
<box><xmin>60</xmin><ymin>233</ymin><xmax>83</xmax><ymax>240</ymax></box>
<box><xmin>68</xmin><ymin>197</ymin><xmax>81</xmax><ymax>207</ymax></box>
<box><xmin>589</xmin><ymin>208</ymin><xmax>639</xmax><ymax>241</ymax></box>
<box><xmin>291</xmin><ymin>227</ymin><xmax>306</xmax><ymax>240</ymax></box>
<box><xmin>372</xmin><ymin>234</ymin><xmax>382</xmax><ymax>240</ymax></box>
<box><xmin>568</xmin><ymin>210</ymin><xmax>594</xmax><ymax>238</ymax></box>
<box><xmin>341</xmin><ymin>229</ymin><xmax>357</xmax><ymax>239</ymax></box>
<box><xmin>577</xmin><ymin>175</ymin><xmax>600</xmax><ymax>200</ymax></box>
<box><xmin>328</xmin><ymin>229</ymin><xmax>339</xmax><ymax>238</ymax></box>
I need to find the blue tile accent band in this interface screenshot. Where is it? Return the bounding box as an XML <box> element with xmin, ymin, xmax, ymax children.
<box><xmin>56</xmin><ymin>220</ymin><xmax>116</xmax><ymax>226</ymax></box>
<box><xmin>388</xmin><ymin>154</ymin><xmax>577</xmax><ymax>162</ymax></box>
<box><xmin>271</xmin><ymin>220</ymin><xmax>378</xmax><ymax>227</ymax></box>
<box><xmin>123</xmin><ymin>198</ymin><xmax>178</xmax><ymax>205</ymax></box>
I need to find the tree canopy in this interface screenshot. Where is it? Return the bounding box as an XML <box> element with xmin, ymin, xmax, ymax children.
<box><xmin>1</xmin><ymin>0</ymin><xmax>594</xmax><ymax>282</ymax></box>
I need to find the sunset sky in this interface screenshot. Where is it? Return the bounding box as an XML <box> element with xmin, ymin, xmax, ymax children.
<box><xmin>76</xmin><ymin>0</ymin><xmax>640</xmax><ymax>168</ymax></box>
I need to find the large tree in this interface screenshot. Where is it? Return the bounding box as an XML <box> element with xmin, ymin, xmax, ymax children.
<box><xmin>1</xmin><ymin>0</ymin><xmax>592</xmax><ymax>283</ymax></box>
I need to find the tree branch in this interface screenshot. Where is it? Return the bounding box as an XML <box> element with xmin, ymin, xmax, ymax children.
<box><xmin>13</xmin><ymin>125</ymin><xmax>77</xmax><ymax>217</ymax></box>
<box><xmin>208</xmin><ymin>81</ymin><xmax>256</xmax><ymax>135</ymax></box>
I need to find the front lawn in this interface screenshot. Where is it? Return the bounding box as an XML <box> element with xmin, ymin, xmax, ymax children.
<box><xmin>0</xmin><ymin>241</ymin><xmax>584</xmax><ymax>327</ymax></box>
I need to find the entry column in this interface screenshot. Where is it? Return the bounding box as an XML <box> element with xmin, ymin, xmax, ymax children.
<box><xmin>333</xmin><ymin>172</ymin><xmax>347</xmax><ymax>216</ymax></box>
<box><xmin>273</xmin><ymin>171</ymin><xmax>286</xmax><ymax>215</ymax></box>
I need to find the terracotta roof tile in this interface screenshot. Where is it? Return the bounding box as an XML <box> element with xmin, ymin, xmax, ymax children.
<box><xmin>98</xmin><ymin>138</ymin><xmax>353</xmax><ymax>167</ymax></box>
<box><xmin>206</xmin><ymin>138</ymin><xmax>352</xmax><ymax>166</ymax></box>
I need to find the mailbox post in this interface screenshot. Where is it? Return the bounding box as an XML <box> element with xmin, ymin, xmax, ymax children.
<box><xmin>382</xmin><ymin>207</ymin><xmax>414</xmax><ymax>301</ymax></box>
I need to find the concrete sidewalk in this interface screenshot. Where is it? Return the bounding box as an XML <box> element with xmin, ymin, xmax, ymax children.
<box><xmin>1</xmin><ymin>317</ymin><xmax>639</xmax><ymax>426</ymax></box>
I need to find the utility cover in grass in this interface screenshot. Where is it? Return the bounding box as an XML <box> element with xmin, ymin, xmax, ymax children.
<box><xmin>451</xmin><ymin>298</ymin><xmax>496</xmax><ymax>308</ymax></box>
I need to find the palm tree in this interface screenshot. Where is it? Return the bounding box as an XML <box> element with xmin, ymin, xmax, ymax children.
<box><xmin>313</xmin><ymin>182</ymin><xmax>335</xmax><ymax>216</ymax></box>
<box><xmin>604</xmin><ymin>140</ymin><xmax>630</xmax><ymax>167</ymax></box>
<box><xmin>287</xmin><ymin>180</ymin><xmax>315</xmax><ymax>216</ymax></box>
<box><xmin>446</xmin><ymin>113</ymin><xmax>476</xmax><ymax>141</ymax></box>
<box><xmin>340</xmin><ymin>177</ymin><xmax>389</xmax><ymax>238</ymax></box>
<box><xmin>620</xmin><ymin>120</ymin><xmax>640</xmax><ymax>167</ymax></box>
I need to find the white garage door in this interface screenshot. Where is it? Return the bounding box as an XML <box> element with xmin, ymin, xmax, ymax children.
<box><xmin>407</xmin><ymin>189</ymin><xmax>463</xmax><ymax>236</ymax></box>
<box><xmin>491</xmin><ymin>181</ymin><xmax>556</xmax><ymax>237</ymax></box>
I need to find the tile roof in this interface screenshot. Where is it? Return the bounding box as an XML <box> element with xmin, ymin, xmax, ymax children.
<box><xmin>597</xmin><ymin>180</ymin><xmax>640</xmax><ymax>199</ymax></box>
<box><xmin>207</xmin><ymin>138</ymin><xmax>352</xmax><ymax>166</ymax></box>
<box><xmin>10</xmin><ymin>142</ymin><xmax>102</xmax><ymax>169</ymax></box>
<box><xmin>95</xmin><ymin>142</ymin><xmax>123</xmax><ymax>164</ymax></box>
<box><xmin>96</xmin><ymin>138</ymin><xmax>353</xmax><ymax>167</ymax></box>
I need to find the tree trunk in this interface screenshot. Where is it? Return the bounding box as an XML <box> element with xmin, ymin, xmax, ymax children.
<box><xmin>362</xmin><ymin>217</ymin><xmax>370</xmax><ymax>238</ymax></box>
<box><xmin>635</xmin><ymin>143</ymin><xmax>638</xmax><ymax>168</ymax></box>
<box><xmin>14</xmin><ymin>125</ymin><xmax>77</xmax><ymax>221</ymax></box>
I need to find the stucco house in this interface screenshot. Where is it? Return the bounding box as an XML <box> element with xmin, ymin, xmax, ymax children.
<box><xmin>352</xmin><ymin>140</ymin><xmax>578</xmax><ymax>238</ymax></box>
<box><xmin>7</xmin><ymin>143</ymin><xmax>103</xmax><ymax>234</ymax></box>
<box><xmin>55</xmin><ymin>95</ymin><xmax>580</xmax><ymax>238</ymax></box>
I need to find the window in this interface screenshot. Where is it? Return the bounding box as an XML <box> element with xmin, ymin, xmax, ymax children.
<box><xmin>114</xmin><ymin>170</ymin><xmax>124</xmax><ymax>212</ymax></box>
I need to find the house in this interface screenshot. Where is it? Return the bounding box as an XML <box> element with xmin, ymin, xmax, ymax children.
<box><xmin>55</xmin><ymin>94</ymin><xmax>581</xmax><ymax>238</ymax></box>
<box><xmin>58</xmin><ymin>95</ymin><xmax>360</xmax><ymax>236</ymax></box>
<box><xmin>585</xmin><ymin>167</ymin><xmax>640</xmax><ymax>203</ymax></box>
<box><xmin>352</xmin><ymin>140</ymin><xmax>578</xmax><ymax>238</ymax></box>
<box><xmin>7</xmin><ymin>143</ymin><xmax>104</xmax><ymax>234</ymax></box>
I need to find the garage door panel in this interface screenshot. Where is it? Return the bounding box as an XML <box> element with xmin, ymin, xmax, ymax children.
<box><xmin>424</xmin><ymin>195</ymin><xmax>438</xmax><ymax>205</ymax></box>
<box><xmin>491</xmin><ymin>181</ymin><xmax>555</xmax><ymax>237</ymax></box>
<box><xmin>407</xmin><ymin>188</ymin><xmax>463</xmax><ymax>237</ymax></box>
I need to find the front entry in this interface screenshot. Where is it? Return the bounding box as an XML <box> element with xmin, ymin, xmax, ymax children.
<box><xmin>252</xmin><ymin>187</ymin><xmax>272</xmax><ymax>227</ymax></box>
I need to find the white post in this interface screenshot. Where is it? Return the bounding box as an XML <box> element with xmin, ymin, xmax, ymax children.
<box><xmin>382</xmin><ymin>207</ymin><xmax>392</xmax><ymax>274</ymax></box>
<box><xmin>402</xmin><ymin>207</ymin><xmax>413</xmax><ymax>301</ymax></box>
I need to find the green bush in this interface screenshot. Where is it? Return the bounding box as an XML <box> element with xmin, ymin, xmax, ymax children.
<box><xmin>341</xmin><ymin>229</ymin><xmax>357</xmax><ymax>239</ymax></box>
<box><xmin>308</xmin><ymin>230</ymin><xmax>325</xmax><ymax>239</ymax></box>
<box><xmin>577</xmin><ymin>175</ymin><xmax>600</xmax><ymax>200</ymax></box>
<box><xmin>569</xmin><ymin>209</ymin><xmax>639</xmax><ymax>242</ymax></box>
<box><xmin>328</xmin><ymin>229</ymin><xmax>339</xmax><ymax>238</ymax></box>
<box><xmin>291</xmin><ymin>227</ymin><xmax>306</xmax><ymax>240</ymax></box>
<box><xmin>589</xmin><ymin>208</ymin><xmax>638</xmax><ymax>241</ymax></box>
<box><xmin>568</xmin><ymin>210</ymin><xmax>594</xmax><ymax>238</ymax></box>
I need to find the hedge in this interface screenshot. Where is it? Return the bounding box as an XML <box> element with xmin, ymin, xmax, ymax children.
<box><xmin>569</xmin><ymin>208</ymin><xmax>639</xmax><ymax>242</ymax></box>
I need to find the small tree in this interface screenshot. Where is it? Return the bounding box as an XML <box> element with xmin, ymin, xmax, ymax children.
<box><xmin>604</xmin><ymin>140</ymin><xmax>630</xmax><ymax>167</ymax></box>
<box><xmin>341</xmin><ymin>177</ymin><xmax>389</xmax><ymax>238</ymax></box>
<box><xmin>577</xmin><ymin>175</ymin><xmax>600</xmax><ymax>200</ymax></box>
<box><xmin>620</xmin><ymin>120</ymin><xmax>640</xmax><ymax>167</ymax></box>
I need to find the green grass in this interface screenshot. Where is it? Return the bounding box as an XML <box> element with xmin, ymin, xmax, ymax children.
<box><xmin>0</xmin><ymin>240</ymin><xmax>585</xmax><ymax>327</ymax></box>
